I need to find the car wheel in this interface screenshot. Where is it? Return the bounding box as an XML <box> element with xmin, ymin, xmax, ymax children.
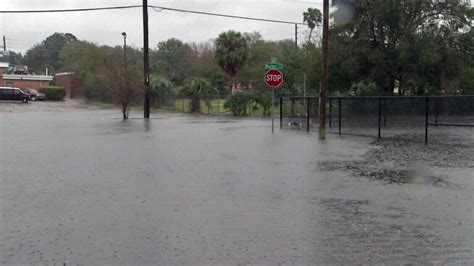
<box><xmin>31</xmin><ymin>97</ymin><xmax>36</xmax><ymax>101</ymax></box>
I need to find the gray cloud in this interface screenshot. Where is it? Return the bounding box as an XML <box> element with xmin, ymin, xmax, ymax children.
<box><xmin>1</xmin><ymin>0</ymin><xmax>323</xmax><ymax>53</ymax></box>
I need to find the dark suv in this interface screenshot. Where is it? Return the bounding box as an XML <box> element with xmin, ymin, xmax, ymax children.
<box><xmin>0</xmin><ymin>87</ymin><xmax>30</xmax><ymax>103</ymax></box>
<box><xmin>23</xmin><ymin>88</ymin><xmax>46</xmax><ymax>101</ymax></box>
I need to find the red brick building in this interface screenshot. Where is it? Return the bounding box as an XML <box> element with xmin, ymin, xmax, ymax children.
<box><xmin>55</xmin><ymin>72</ymin><xmax>86</xmax><ymax>99</ymax></box>
<box><xmin>0</xmin><ymin>62</ymin><xmax>53</xmax><ymax>89</ymax></box>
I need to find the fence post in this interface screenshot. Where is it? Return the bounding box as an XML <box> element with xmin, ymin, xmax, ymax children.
<box><xmin>338</xmin><ymin>98</ymin><xmax>342</xmax><ymax>135</ymax></box>
<box><xmin>306</xmin><ymin>97</ymin><xmax>310</xmax><ymax>132</ymax></box>
<box><xmin>291</xmin><ymin>98</ymin><xmax>295</xmax><ymax>116</ymax></box>
<box><xmin>425</xmin><ymin>96</ymin><xmax>429</xmax><ymax>145</ymax></box>
<box><xmin>280</xmin><ymin>97</ymin><xmax>283</xmax><ymax>129</ymax></box>
<box><xmin>378</xmin><ymin>97</ymin><xmax>382</xmax><ymax>138</ymax></box>
<box><xmin>435</xmin><ymin>97</ymin><xmax>438</xmax><ymax>124</ymax></box>
<box><xmin>217</xmin><ymin>91</ymin><xmax>220</xmax><ymax>115</ymax></box>
<box><xmin>329</xmin><ymin>98</ymin><xmax>332</xmax><ymax>129</ymax></box>
<box><xmin>383</xmin><ymin>98</ymin><xmax>386</xmax><ymax>127</ymax></box>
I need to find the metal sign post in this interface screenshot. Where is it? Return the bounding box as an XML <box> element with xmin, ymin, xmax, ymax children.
<box><xmin>264</xmin><ymin>59</ymin><xmax>284</xmax><ymax>133</ymax></box>
<box><xmin>272</xmin><ymin>89</ymin><xmax>275</xmax><ymax>133</ymax></box>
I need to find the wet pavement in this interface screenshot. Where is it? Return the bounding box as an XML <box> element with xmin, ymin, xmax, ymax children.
<box><xmin>1</xmin><ymin>106</ymin><xmax>473</xmax><ymax>265</ymax></box>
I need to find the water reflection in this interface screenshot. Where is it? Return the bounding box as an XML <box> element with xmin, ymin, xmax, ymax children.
<box><xmin>144</xmin><ymin>118</ymin><xmax>151</xmax><ymax>132</ymax></box>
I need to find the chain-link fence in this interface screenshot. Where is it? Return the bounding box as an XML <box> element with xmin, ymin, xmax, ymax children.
<box><xmin>151</xmin><ymin>94</ymin><xmax>231</xmax><ymax>115</ymax></box>
<box><xmin>281</xmin><ymin>96</ymin><xmax>474</xmax><ymax>144</ymax></box>
<box><xmin>152</xmin><ymin>93</ymin><xmax>278</xmax><ymax>116</ymax></box>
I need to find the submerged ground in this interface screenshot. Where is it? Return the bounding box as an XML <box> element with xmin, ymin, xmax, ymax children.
<box><xmin>1</xmin><ymin>101</ymin><xmax>473</xmax><ymax>265</ymax></box>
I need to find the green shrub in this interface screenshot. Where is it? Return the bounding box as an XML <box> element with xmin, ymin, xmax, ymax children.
<box><xmin>350</xmin><ymin>82</ymin><xmax>379</xmax><ymax>96</ymax></box>
<box><xmin>40</xmin><ymin>86</ymin><xmax>66</xmax><ymax>101</ymax></box>
<box><xmin>460</xmin><ymin>67</ymin><xmax>474</xmax><ymax>95</ymax></box>
<box><xmin>252</xmin><ymin>89</ymin><xmax>272</xmax><ymax>116</ymax></box>
<box><xmin>224</xmin><ymin>91</ymin><xmax>253</xmax><ymax>116</ymax></box>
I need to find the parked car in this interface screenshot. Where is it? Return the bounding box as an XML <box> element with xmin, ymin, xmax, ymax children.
<box><xmin>0</xmin><ymin>87</ymin><xmax>30</xmax><ymax>103</ymax></box>
<box><xmin>23</xmin><ymin>88</ymin><xmax>46</xmax><ymax>101</ymax></box>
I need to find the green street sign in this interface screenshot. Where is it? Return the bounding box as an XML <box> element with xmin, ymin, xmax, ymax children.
<box><xmin>265</xmin><ymin>58</ymin><xmax>284</xmax><ymax>70</ymax></box>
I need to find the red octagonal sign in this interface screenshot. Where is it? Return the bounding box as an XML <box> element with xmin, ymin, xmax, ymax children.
<box><xmin>264</xmin><ymin>69</ymin><xmax>284</xmax><ymax>89</ymax></box>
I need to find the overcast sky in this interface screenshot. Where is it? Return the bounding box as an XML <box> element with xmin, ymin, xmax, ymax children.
<box><xmin>1</xmin><ymin>0</ymin><xmax>325</xmax><ymax>54</ymax></box>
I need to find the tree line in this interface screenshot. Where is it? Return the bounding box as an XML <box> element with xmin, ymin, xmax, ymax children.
<box><xmin>2</xmin><ymin>1</ymin><xmax>472</xmax><ymax>118</ymax></box>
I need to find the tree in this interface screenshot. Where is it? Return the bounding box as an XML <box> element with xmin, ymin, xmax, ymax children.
<box><xmin>252</xmin><ymin>88</ymin><xmax>273</xmax><ymax>116</ymax></box>
<box><xmin>151</xmin><ymin>38</ymin><xmax>196</xmax><ymax>85</ymax></box>
<box><xmin>60</xmin><ymin>41</ymin><xmax>142</xmax><ymax>117</ymax></box>
<box><xmin>101</xmin><ymin>47</ymin><xmax>142</xmax><ymax>119</ymax></box>
<box><xmin>303</xmin><ymin>8</ymin><xmax>322</xmax><ymax>43</ymax></box>
<box><xmin>60</xmin><ymin>41</ymin><xmax>107</xmax><ymax>99</ymax></box>
<box><xmin>181</xmin><ymin>78</ymin><xmax>216</xmax><ymax>113</ymax></box>
<box><xmin>24</xmin><ymin>32</ymin><xmax>77</xmax><ymax>74</ymax></box>
<box><xmin>2</xmin><ymin>51</ymin><xmax>23</xmax><ymax>66</ymax></box>
<box><xmin>329</xmin><ymin>0</ymin><xmax>473</xmax><ymax>95</ymax></box>
<box><xmin>150</xmin><ymin>76</ymin><xmax>176</xmax><ymax>108</ymax></box>
<box><xmin>215</xmin><ymin>31</ymin><xmax>249</xmax><ymax>81</ymax></box>
<box><xmin>193</xmin><ymin>41</ymin><xmax>230</xmax><ymax>95</ymax></box>
<box><xmin>237</xmin><ymin>40</ymin><xmax>283</xmax><ymax>87</ymax></box>
<box><xmin>224</xmin><ymin>91</ymin><xmax>254</xmax><ymax>116</ymax></box>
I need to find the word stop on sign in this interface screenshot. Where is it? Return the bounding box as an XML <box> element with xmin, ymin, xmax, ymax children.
<box><xmin>266</xmin><ymin>74</ymin><xmax>282</xmax><ymax>82</ymax></box>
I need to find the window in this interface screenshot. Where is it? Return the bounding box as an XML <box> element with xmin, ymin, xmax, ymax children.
<box><xmin>6</xmin><ymin>81</ymin><xmax>14</xmax><ymax>87</ymax></box>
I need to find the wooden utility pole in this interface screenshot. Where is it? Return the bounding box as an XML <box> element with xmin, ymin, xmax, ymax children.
<box><xmin>143</xmin><ymin>0</ymin><xmax>151</xmax><ymax>118</ymax></box>
<box><xmin>319</xmin><ymin>0</ymin><xmax>329</xmax><ymax>139</ymax></box>
<box><xmin>294</xmin><ymin>24</ymin><xmax>298</xmax><ymax>48</ymax></box>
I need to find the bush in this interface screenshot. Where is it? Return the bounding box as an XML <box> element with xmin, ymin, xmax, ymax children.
<box><xmin>181</xmin><ymin>78</ymin><xmax>216</xmax><ymax>113</ymax></box>
<box><xmin>350</xmin><ymin>82</ymin><xmax>379</xmax><ymax>96</ymax></box>
<box><xmin>460</xmin><ymin>67</ymin><xmax>474</xmax><ymax>95</ymax></box>
<box><xmin>252</xmin><ymin>89</ymin><xmax>272</xmax><ymax>116</ymax></box>
<box><xmin>40</xmin><ymin>86</ymin><xmax>66</xmax><ymax>101</ymax></box>
<box><xmin>224</xmin><ymin>91</ymin><xmax>253</xmax><ymax>116</ymax></box>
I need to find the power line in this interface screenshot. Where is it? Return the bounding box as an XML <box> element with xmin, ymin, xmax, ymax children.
<box><xmin>0</xmin><ymin>5</ymin><xmax>142</xmax><ymax>13</ymax></box>
<box><xmin>278</xmin><ymin>0</ymin><xmax>324</xmax><ymax>5</ymax></box>
<box><xmin>0</xmin><ymin>4</ymin><xmax>309</xmax><ymax>26</ymax></box>
<box><xmin>149</xmin><ymin>5</ymin><xmax>307</xmax><ymax>26</ymax></box>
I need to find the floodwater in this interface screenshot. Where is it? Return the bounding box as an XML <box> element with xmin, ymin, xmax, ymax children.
<box><xmin>1</xmin><ymin>106</ymin><xmax>473</xmax><ymax>265</ymax></box>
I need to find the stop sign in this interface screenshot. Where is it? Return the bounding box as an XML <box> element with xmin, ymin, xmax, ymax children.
<box><xmin>264</xmin><ymin>69</ymin><xmax>284</xmax><ymax>89</ymax></box>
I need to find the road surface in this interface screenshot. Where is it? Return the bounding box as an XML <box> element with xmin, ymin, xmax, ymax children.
<box><xmin>1</xmin><ymin>104</ymin><xmax>473</xmax><ymax>265</ymax></box>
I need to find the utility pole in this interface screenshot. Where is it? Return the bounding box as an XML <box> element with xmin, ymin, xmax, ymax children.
<box><xmin>2</xmin><ymin>36</ymin><xmax>5</xmax><ymax>52</ymax></box>
<box><xmin>303</xmin><ymin>74</ymin><xmax>307</xmax><ymax>98</ymax></box>
<box><xmin>122</xmin><ymin>32</ymin><xmax>127</xmax><ymax>67</ymax></box>
<box><xmin>143</xmin><ymin>0</ymin><xmax>151</xmax><ymax>118</ymax></box>
<box><xmin>319</xmin><ymin>0</ymin><xmax>329</xmax><ymax>139</ymax></box>
<box><xmin>294</xmin><ymin>24</ymin><xmax>298</xmax><ymax>48</ymax></box>
<box><xmin>122</xmin><ymin>32</ymin><xmax>128</xmax><ymax>102</ymax></box>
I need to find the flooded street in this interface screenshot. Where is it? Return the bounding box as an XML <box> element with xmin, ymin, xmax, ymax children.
<box><xmin>1</xmin><ymin>106</ymin><xmax>473</xmax><ymax>265</ymax></box>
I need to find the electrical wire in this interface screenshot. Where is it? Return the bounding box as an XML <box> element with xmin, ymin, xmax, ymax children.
<box><xmin>1</xmin><ymin>4</ymin><xmax>310</xmax><ymax>26</ymax></box>
<box><xmin>150</xmin><ymin>5</ymin><xmax>307</xmax><ymax>26</ymax></box>
<box><xmin>0</xmin><ymin>5</ymin><xmax>142</xmax><ymax>13</ymax></box>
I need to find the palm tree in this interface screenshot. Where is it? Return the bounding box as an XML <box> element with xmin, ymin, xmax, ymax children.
<box><xmin>181</xmin><ymin>78</ymin><xmax>216</xmax><ymax>113</ymax></box>
<box><xmin>303</xmin><ymin>8</ymin><xmax>322</xmax><ymax>43</ymax></box>
<box><xmin>215</xmin><ymin>31</ymin><xmax>249</xmax><ymax>85</ymax></box>
<box><xmin>150</xmin><ymin>75</ymin><xmax>175</xmax><ymax>108</ymax></box>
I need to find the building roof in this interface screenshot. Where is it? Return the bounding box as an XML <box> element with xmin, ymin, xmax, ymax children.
<box><xmin>55</xmin><ymin>72</ymin><xmax>75</xmax><ymax>76</ymax></box>
<box><xmin>0</xmin><ymin>62</ymin><xmax>9</xmax><ymax>69</ymax></box>
<box><xmin>2</xmin><ymin>74</ymin><xmax>54</xmax><ymax>81</ymax></box>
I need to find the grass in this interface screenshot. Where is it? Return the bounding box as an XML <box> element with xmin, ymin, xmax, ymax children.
<box><xmin>85</xmin><ymin>98</ymin><xmax>277</xmax><ymax>117</ymax></box>
<box><xmin>159</xmin><ymin>98</ymin><xmax>276</xmax><ymax>117</ymax></box>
